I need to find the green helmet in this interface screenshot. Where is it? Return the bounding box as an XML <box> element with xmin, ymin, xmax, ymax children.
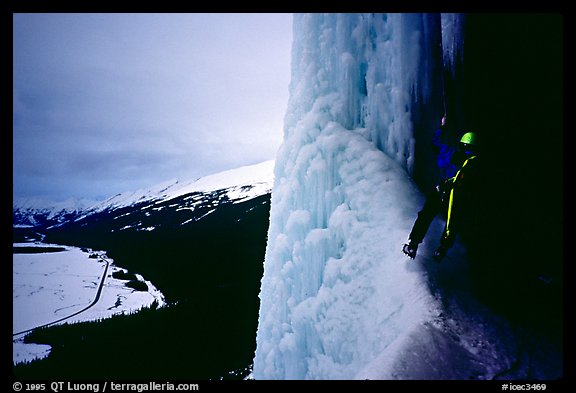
<box><xmin>460</xmin><ymin>132</ymin><xmax>476</xmax><ymax>145</ymax></box>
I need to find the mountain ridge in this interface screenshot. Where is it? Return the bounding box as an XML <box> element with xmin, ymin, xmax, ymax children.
<box><xmin>13</xmin><ymin>160</ymin><xmax>274</xmax><ymax>229</ymax></box>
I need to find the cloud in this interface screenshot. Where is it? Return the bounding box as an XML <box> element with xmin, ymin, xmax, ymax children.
<box><xmin>13</xmin><ymin>13</ymin><xmax>292</xmax><ymax>201</ymax></box>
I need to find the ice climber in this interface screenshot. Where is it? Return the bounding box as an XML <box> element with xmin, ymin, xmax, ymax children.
<box><xmin>403</xmin><ymin>116</ymin><xmax>480</xmax><ymax>261</ymax></box>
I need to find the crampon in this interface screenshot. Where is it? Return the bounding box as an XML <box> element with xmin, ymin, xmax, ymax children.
<box><xmin>402</xmin><ymin>242</ymin><xmax>418</xmax><ymax>259</ymax></box>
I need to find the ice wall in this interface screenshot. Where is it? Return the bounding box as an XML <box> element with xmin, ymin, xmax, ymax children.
<box><xmin>440</xmin><ymin>13</ymin><xmax>465</xmax><ymax>74</ymax></box>
<box><xmin>253</xmin><ymin>13</ymin><xmax>463</xmax><ymax>380</ymax></box>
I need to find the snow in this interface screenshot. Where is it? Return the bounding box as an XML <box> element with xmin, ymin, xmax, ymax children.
<box><xmin>252</xmin><ymin>13</ymin><xmax>554</xmax><ymax>380</ymax></box>
<box><xmin>82</xmin><ymin>160</ymin><xmax>274</xmax><ymax>215</ymax></box>
<box><xmin>13</xmin><ymin>242</ymin><xmax>166</xmax><ymax>364</ymax></box>
<box><xmin>14</xmin><ymin>160</ymin><xmax>274</xmax><ymax>228</ymax></box>
<box><xmin>163</xmin><ymin>160</ymin><xmax>274</xmax><ymax>200</ymax></box>
<box><xmin>13</xmin><ymin>196</ymin><xmax>100</xmax><ymax>215</ymax></box>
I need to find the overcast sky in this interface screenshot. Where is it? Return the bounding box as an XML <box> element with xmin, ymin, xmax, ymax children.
<box><xmin>13</xmin><ymin>13</ymin><xmax>293</xmax><ymax>202</ymax></box>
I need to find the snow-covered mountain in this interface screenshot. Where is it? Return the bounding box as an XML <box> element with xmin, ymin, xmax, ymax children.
<box><xmin>13</xmin><ymin>197</ymin><xmax>99</xmax><ymax>228</ymax></box>
<box><xmin>13</xmin><ymin>160</ymin><xmax>274</xmax><ymax>230</ymax></box>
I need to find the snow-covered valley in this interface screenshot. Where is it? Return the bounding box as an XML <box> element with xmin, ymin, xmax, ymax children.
<box><xmin>13</xmin><ymin>242</ymin><xmax>166</xmax><ymax>364</ymax></box>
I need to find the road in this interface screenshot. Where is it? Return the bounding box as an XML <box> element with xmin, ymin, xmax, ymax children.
<box><xmin>13</xmin><ymin>258</ymin><xmax>110</xmax><ymax>337</ymax></box>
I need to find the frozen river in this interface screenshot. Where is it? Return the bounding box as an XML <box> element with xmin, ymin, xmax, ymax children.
<box><xmin>13</xmin><ymin>242</ymin><xmax>166</xmax><ymax>364</ymax></box>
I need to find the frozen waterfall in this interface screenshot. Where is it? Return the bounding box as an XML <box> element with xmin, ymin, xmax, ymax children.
<box><xmin>253</xmin><ymin>13</ymin><xmax>466</xmax><ymax>379</ymax></box>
